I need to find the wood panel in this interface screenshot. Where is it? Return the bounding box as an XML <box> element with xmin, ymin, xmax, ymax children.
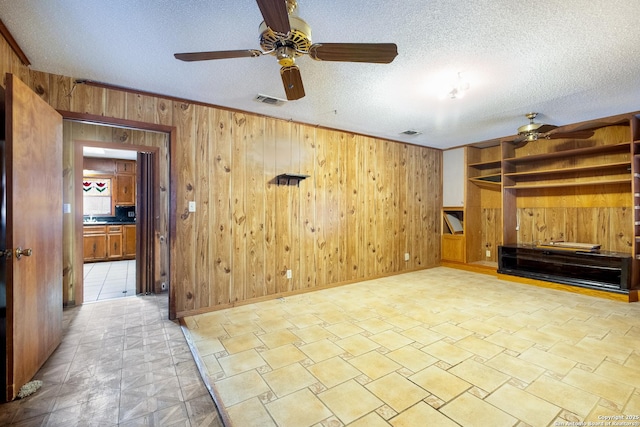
<box><xmin>0</xmin><ymin>34</ymin><xmax>443</xmax><ymax>318</ymax></box>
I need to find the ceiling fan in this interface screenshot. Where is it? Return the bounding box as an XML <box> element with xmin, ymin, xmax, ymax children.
<box><xmin>173</xmin><ymin>0</ymin><xmax>398</xmax><ymax>101</ymax></box>
<box><xmin>507</xmin><ymin>112</ymin><xmax>594</xmax><ymax>144</ymax></box>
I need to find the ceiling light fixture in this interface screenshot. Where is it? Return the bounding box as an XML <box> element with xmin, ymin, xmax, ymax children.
<box><xmin>448</xmin><ymin>72</ymin><xmax>470</xmax><ymax>99</ymax></box>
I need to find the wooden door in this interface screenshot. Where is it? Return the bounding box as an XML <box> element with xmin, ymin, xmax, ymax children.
<box><xmin>3</xmin><ymin>74</ymin><xmax>63</xmax><ymax>401</ymax></box>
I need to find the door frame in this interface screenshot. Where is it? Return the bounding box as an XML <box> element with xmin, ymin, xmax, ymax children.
<box><xmin>60</xmin><ymin>111</ymin><xmax>177</xmax><ymax>319</ymax></box>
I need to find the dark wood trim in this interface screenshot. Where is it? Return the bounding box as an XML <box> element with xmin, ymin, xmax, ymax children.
<box><xmin>63</xmin><ymin>111</ymin><xmax>178</xmax><ymax>320</ymax></box>
<box><xmin>0</xmin><ymin>20</ymin><xmax>30</xmax><ymax>66</ymax></box>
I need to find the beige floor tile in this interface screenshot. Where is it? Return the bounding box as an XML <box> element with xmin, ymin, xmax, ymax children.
<box><xmin>288</xmin><ymin>313</ymin><xmax>323</xmax><ymax>329</ymax></box>
<box><xmin>226</xmin><ymin>397</ymin><xmax>276</xmax><ymax>427</ymax></box>
<box><xmin>266</xmin><ymin>388</ymin><xmax>332</xmax><ymax>427</ymax></box>
<box><xmin>400</xmin><ymin>326</ymin><xmax>444</xmax><ymax>346</ymax></box>
<box><xmin>389</xmin><ymin>401</ymin><xmax>459</xmax><ymax>427</ymax></box>
<box><xmin>194</xmin><ymin>337</ymin><xmax>225</xmax><ymax>356</ymax></box>
<box><xmin>214</xmin><ymin>370</ymin><xmax>271</xmax><ymax>407</ymax></box>
<box><xmin>348</xmin><ymin>411</ymin><xmax>392</xmax><ymax>427</ymax></box>
<box><xmin>386</xmin><ymin>346</ymin><xmax>437</xmax><ymax>373</ymax></box>
<box><xmin>262</xmin><ymin>362</ymin><xmax>319</xmax><ymax>397</ymax></box>
<box><xmin>408</xmin><ymin>365</ymin><xmax>471</xmax><ymax>402</ymax></box>
<box><xmin>486</xmin><ymin>383</ymin><xmax>561</xmax><ymax>426</ymax></box>
<box><xmin>384</xmin><ymin>315</ymin><xmax>422</xmax><ymax>330</ymax></box>
<box><xmin>421</xmin><ymin>340</ymin><xmax>473</xmax><ymax>366</ymax></box>
<box><xmin>441</xmin><ymin>392</ymin><xmax>517</xmax><ymax>427</ymax></box>
<box><xmin>366</xmin><ymin>372</ymin><xmax>429</xmax><ymax>412</ymax></box>
<box><xmin>563</xmin><ymin>367</ymin><xmax>634</xmax><ymax>406</ymax></box>
<box><xmin>218</xmin><ymin>349</ymin><xmax>266</xmax><ymax>377</ymax></box>
<box><xmin>348</xmin><ymin>350</ymin><xmax>401</xmax><ymax>380</ymax></box>
<box><xmin>368</xmin><ymin>330</ymin><xmax>414</xmax><ymax>351</ymax></box>
<box><xmin>526</xmin><ymin>375</ymin><xmax>599</xmax><ymax>417</ymax></box>
<box><xmin>357</xmin><ymin>318</ymin><xmax>395</xmax><ymax>334</ymax></box>
<box><xmin>512</xmin><ymin>327</ymin><xmax>562</xmax><ymax>349</ymax></box>
<box><xmin>448</xmin><ymin>359</ymin><xmax>510</xmax><ymax>393</ymax></box>
<box><xmin>291</xmin><ymin>324</ymin><xmax>335</xmax><ymax>343</ymax></box>
<box><xmin>319</xmin><ymin>379</ymin><xmax>384</xmax><ymax>424</ymax></box>
<box><xmin>484</xmin><ymin>352</ymin><xmax>545</xmax><ymax>384</ymax></box>
<box><xmin>260</xmin><ymin>344</ymin><xmax>307</xmax><ymax>370</ymax></box>
<box><xmin>223</xmin><ymin>321</ymin><xmax>261</xmax><ymax>337</ymax></box>
<box><xmin>548</xmin><ymin>341</ymin><xmax>605</xmax><ymax>368</ymax></box>
<box><xmin>336</xmin><ymin>334</ymin><xmax>380</xmax><ymax>356</ymax></box>
<box><xmin>221</xmin><ymin>333</ymin><xmax>263</xmax><ymax>354</ymax></box>
<box><xmin>457</xmin><ymin>319</ymin><xmax>501</xmax><ymax>337</ymax></box>
<box><xmin>325</xmin><ymin>322</ymin><xmax>365</xmax><ymax>338</ymax></box>
<box><xmin>624</xmin><ymin>393</ymin><xmax>640</xmax><ymax>414</ymax></box>
<box><xmin>258</xmin><ymin>317</ymin><xmax>295</xmax><ymax>333</ymax></box>
<box><xmin>595</xmin><ymin>360</ymin><xmax>640</xmax><ymax>389</ymax></box>
<box><xmin>454</xmin><ymin>335</ymin><xmax>504</xmax><ymax>359</ymax></box>
<box><xmin>201</xmin><ymin>354</ymin><xmax>223</xmax><ymax>376</ymax></box>
<box><xmin>299</xmin><ymin>339</ymin><xmax>346</xmax><ymax>362</ymax></box>
<box><xmin>259</xmin><ymin>329</ymin><xmax>301</xmax><ymax>349</ymax></box>
<box><xmin>485</xmin><ymin>331</ymin><xmax>534</xmax><ymax>354</ymax></box>
<box><xmin>430</xmin><ymin>323</ymin><xmax>473</xmax><ymax>341</ymax></box>
<box><xmin>308</xmin><ymin>356</ymin><xmax>362</xmax><ymax>388</ymax></box>
<box><xmin>577</xmin><ymin>336</ymin><xmax>633</xmax><ymax>363</ymax></box>
<box><xmin>518</xmin><ymin>347</ymin><xmax>576</xmax><ymax>375</ymax></box>
<box><xmin>315</xmin><ymin>310</ymin><xmax>351</xmax><ymax>325</ymax></box>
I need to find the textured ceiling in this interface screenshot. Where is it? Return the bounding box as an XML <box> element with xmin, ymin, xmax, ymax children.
<box><xmin>1</xmin><ymin>0</ymin><xmax>639</xmax><ymax>149</ymax></box>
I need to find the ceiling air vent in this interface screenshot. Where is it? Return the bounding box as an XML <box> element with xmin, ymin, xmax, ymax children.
<box><xmin>255</xmin><ymin>94</ymin><xmax>287</xmax><ymax>106</ymax></box>
<box><xmin>400</xmin><ymin>129</ymin><xmax>422</xmax><ymax>136</ymax></box>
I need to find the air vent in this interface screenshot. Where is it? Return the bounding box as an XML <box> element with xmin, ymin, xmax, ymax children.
<box><xmin>255</xmin><ymin>94</ymin><xmax>287</xmax><ymax>106</ymax></box>
<box><xmin>400</xmin><ymin>129</ymin><xmax>422</xmax><ymax>136</ymax></box>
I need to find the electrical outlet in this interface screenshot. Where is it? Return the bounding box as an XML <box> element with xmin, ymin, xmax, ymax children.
<box><xmin>404</xmin><ymin>253</ymin><xmax>410</xmax><ymax>261</ymax></box>
<box><xmin>188</xmin><ymin>201</ymin><xmax>196</xmax><ymax>212</ymax></box>
<box><xmin>286</xmin><ymin>269</ymin><xmax>292</xmax><ymax>279</ymax></box>
<box><xmin>486</xmin><ymin>250</ymin><xmax>491</xmax><ymax>258</ymax></box>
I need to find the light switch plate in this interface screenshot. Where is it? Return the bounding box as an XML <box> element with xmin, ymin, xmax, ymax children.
<box><xmin>188</xmin><ymin>201</ymin><xmax>196</xmax><ymax>212</ymax></box>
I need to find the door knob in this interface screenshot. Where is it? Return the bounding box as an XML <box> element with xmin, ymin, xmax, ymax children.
<box><xmin>15</xmin><ymin>247</ymin><xmax>32</xmax><ymax>260</ymax></box>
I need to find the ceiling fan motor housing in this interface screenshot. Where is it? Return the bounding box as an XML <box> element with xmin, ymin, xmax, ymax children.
<box><xmin>259</xmin><ymin>16</ymin><xmax>312</xmax><ymax>66</ymax></box>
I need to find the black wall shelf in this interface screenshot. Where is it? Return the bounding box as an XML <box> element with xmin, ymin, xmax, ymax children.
<box><xmin>276</xmin><ymin>173</ymin><xmax>309</xmax><ymax>186</ymax></box>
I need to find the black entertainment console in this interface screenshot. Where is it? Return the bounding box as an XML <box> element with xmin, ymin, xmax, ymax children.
<box><xmin>498</xmin><ymin>244</ymin><xmax>635</xmax><ymax>294</ymax></box>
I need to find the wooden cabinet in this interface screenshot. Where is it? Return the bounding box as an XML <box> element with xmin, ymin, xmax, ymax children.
<box><xmin>84</xmin><ymin>224</ymin><xmax>132</xmax><ymax>262</ymax></box>
<box><xmin>107</xmin><ymin>225</ymin><xmax>123</xmax><ymax>260</ymax></box>
<box><xmin>124</xmin><ymin>224</ymin><xmax>136</xmax><ymax>259</ymax></box>
<box><xmin>442</xmin><ymin>208</ymin><xmax>465</xmax><ymax>263</ymax></box>
<box><xmin>83</xmin><ymin>225</ymin><xmax>107</xmax><ymax>262</ymax></box>
<box><xmin>115</xmin><ymin>174</ymin><xmax>135</xmax><ymax>205</ymax></box>
<box><xmin>116</xmin><ymin>160</ymin><xmax>136</xmax><ymax>174</ymax></box>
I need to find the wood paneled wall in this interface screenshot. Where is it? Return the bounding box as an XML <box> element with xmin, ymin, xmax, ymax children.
<box><xmin>0</xmin><ymin>35</ymin><xmax>442</xmax><ymax>317</ymax></box>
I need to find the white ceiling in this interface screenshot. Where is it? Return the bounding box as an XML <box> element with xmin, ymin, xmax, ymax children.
<box><xmin>1</xmin><ymin>0</ymin><xmax>639</xmax><ymax>149</ymax></box>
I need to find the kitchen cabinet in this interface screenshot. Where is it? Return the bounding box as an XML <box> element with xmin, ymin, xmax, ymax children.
<box><xmin>124</xmin><ymin>224</ymin><xmax>136</xmax><ymax>259</ymax></box>
<box><xmin>84</xmin><ymin>224</ymin><xmax>133</xmax><ymax>262</ymax></box>
<box><xmin>83</xmin><ymin>225</ymin><xmax>107</xmax><ymax>262</ymax></box>
<box><xmin>116</xmin><ymin>160</ymin><xmax>136</xmax><ymax>174</ymax></box>
<box><xmin>107</xmin><ymin>225</ymin><xmax>123</xmax><ymax>260</ymax></box>
<box><xmin>115</xmin><ymin>174</ymin><xmax>135</xmax><ymax>206</ymax></box>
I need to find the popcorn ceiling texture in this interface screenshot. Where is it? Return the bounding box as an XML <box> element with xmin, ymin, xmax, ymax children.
<box><xmin>1</xmin><ymin>0</ymin><xmax>639</xmax><ymax>148</ymax></box>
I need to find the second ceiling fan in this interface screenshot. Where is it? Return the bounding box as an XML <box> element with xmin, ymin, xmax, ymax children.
<box><xmin>174</xmin><ymin>0</ymin><xmax>398</xmax><ymax>100</ymax></box>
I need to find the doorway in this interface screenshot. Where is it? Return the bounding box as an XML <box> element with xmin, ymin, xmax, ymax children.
<box><xmin>82</xmin><ymin>146</ymin><xmax>139</xmax><ymax>301</ymax></box>
<box><xmin>63</xmin><ymin>117</ymin><xmax>171</xmax><ymax>313</ymax></box>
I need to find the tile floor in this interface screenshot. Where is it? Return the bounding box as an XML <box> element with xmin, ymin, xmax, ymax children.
<box><xmin>0</xmin><ymin>292</ymin><xmax>224</xmax><ymax>426</ymax></box>
<box><xmin>84</xmin><ymin>260</ymin><xmax>137</xmax><ymax>301</ymax></box>
<box><xmin>183</xmin><ymin>267</ymin><xmax>640</xmax><ymax>427</ymax></box>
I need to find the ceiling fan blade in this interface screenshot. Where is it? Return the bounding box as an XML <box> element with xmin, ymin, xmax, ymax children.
<box><xmin>280</xmin><ymin>65</ymin><xmax>305</xmax><ymax>100</ymax></box>
<box><xmin>308</xmin><ymin>43</ymin><xmax>398</xmax><ymax>63</ymax></box>
<box><xmin>535</xmin><ymin>124</ymin><xmax>557</xmax><ymax>134</ymax></box>
<box><xmin>256</xmin><ymin>0</ymin><xmax>291</xmax><ymax>34</ymax></box>
<box><xmin>174</xmin><ymin>50</ymin><xmax>263</xmax><ymax>61</ymax></box>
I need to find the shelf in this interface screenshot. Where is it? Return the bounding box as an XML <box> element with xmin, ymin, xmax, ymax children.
<box><xmin>503</xmin><ymin>178</ymin><xmax>631</xmax><ymax>190</ymax></box>
<box><xmin>504</xmin><ymin>142</ymin><xmax>631</xmax><ymax>164</ymax></box>
<box><xmin>468</xmin><ymin>160</ymin><xmax>501</xmax><ymax>169</ymax></box>
<box><xmin>469</xmin><ymin>176</ymin><xmax>501</xmax><ymax>189</ymax></box>
<box><xmin>503</xmin><ymin>161</ymin><xmax>631</xmax><ymax>179</ymax></box>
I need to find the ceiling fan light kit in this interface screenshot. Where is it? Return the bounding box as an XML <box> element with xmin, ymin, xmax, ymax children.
<box><xmin>174</xmin><ymin>0</ymin><xmax>398</xmax><ymax>100</ymax></box>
